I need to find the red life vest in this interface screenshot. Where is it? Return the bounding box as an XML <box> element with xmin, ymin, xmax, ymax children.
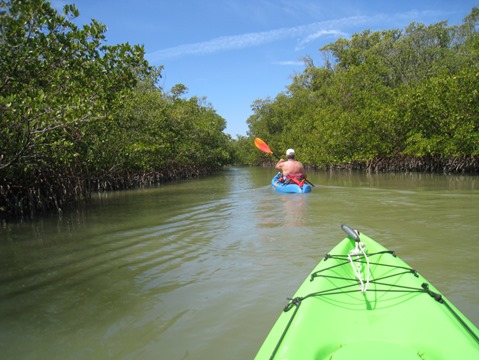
<box><xmin>280</xmin><ymin>173</ymin><xmax>306</xmax><ymax>187</ymax></box>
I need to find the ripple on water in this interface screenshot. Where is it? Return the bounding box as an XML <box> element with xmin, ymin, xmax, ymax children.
<box><xmin>1</xmin><ymin>168</ymin><xmax>478</xmax><ymax>360</ymax></box>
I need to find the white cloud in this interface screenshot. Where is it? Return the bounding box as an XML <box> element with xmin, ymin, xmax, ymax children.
<box><xmin>273</xmin><ymin>60</ymin><xmax>305</xmax><ymax>66</ymax></box>
<box><xmin>147</xmin><ymin>15</ymin><xmax>369</xmax><ymax>62</ymax></box>
<box><xmin>295</xmin><ymin>29</ymin><xmax>347</xmax><ymax>50</ymax></box>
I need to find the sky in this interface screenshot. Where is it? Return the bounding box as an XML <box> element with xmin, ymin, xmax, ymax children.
<box><xmin>54</xmin><ymin>0</ymin><xmax>478</xmax><ymax>138</ymax></box>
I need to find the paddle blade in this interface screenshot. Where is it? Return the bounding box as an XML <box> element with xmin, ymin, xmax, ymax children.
<box><xmin>254</xmin><ymin>138</ymin><xmax>273</xmax><ymax>155</ymax></box>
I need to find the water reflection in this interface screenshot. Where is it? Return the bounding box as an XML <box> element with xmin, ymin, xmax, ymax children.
<box><xmin>279</xmin><ymin>194</ymin><xmax>307</xmax><ymax>227</ymax></box>
<box><xmin>0</xmin><ymin>167</ymin><xmax>478</xmax><ymax>360</ymax></box>
<box><xmin>256</xmin><ymin>191</ymin><xmax>308</xmax><ymax>228</ymax></box>
<box><xmin>318</xmin><ymin>170</ymin><xmax>478</xmax><ymax>191</ymax></box>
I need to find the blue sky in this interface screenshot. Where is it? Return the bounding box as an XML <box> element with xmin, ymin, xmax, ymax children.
<box><xmin>57</xmin><ymin>1</ymin><xmax>477</xmax><ymax>138</ymax></box>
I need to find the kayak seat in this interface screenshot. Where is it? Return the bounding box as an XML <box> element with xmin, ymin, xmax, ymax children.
<box><xmin>280</xmin><ymin>174</ymin><xmax>306</xmax><ymax>188</ymax></box>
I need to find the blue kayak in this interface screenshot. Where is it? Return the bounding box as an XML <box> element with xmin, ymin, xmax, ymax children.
<box><xmin>272</xmin><ymin>173</ymin><xmax>312</xmax><ymax>194</ymax></box>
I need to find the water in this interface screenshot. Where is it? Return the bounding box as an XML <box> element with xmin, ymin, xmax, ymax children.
<box><xmin>1</xmin><ymin>167</ymin><xmax>478</xmax><ymax>359</ymax></box>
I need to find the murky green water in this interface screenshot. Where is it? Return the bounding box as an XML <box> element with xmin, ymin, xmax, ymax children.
<box><xmin>1</xmin><ymin>167</ymin><xmax>478</xmax><ymax>359</ymax></box>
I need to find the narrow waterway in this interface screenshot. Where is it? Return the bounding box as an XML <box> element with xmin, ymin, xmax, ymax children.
<box><xmin>1</xmin><ymin>167</ymin><xmax>478</xmax><ymax>359</ymax></box>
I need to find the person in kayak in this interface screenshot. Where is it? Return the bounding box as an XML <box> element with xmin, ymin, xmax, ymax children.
<box><xmin>275</xmin><ymin>148</ymin><xmax>306</xmax><ymax>184</ymax></box>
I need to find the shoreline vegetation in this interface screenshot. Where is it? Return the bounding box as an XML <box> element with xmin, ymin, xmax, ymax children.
<box><xmin>259</xmin><ymin>154</ymin><xmax>479</xmax><ymax>173</ymax></box>
<box><xmin>322</xmin><ymin>154</ymin><xmax>479</xmax><ymax>173</ymax></box>
<box><xmin>1</xmin><ymin>1</ymin><xmax>478</xmax><ymax>220</ymax></box>
<box><xmin>0</xmin><ymin>1</ymin><xmax>233</xmax><ymax>220</ymax></box>
<box><xmin>240</xmin><ymin>8</ymin><xmax>479</xmax><ymax>175</ymax></box>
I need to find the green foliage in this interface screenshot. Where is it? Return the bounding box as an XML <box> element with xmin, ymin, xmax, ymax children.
<box><xmin>230</xmin><ymin>135</ymin><xmax>259</xmax><ymax>165</ymax></box>
<box><xmin>0</xmin><ymin>0</ymin><xmax>233</xmax><ymax>219</ymax></box>
<box><xmin>1</xmin><ymin>0</ymin><xmax>152</xmax><ymax>171</ymax></box>
<box><xmin>245</xmin><ymin>7</ymin><xmax>479</xmax><ymax>170</ymax></box>
<box><xmin>400</xmin><ymin>68</ymin><xmax>479</xmax><ymax>157</ymax></box>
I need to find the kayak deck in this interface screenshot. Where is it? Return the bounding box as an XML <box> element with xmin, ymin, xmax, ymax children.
<box><xmin>255</xmin><ymin>225</ymin><xmax>479</xmax><ymax>359</ymax></box>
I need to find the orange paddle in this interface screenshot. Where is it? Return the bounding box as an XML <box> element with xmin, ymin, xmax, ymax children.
<box><xmin>254</xmin><ymin>138</ymin><xmax>315</xmax><ymax>187</ymax></box>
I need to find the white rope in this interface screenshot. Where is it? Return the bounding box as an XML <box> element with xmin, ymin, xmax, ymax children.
<box><xmin>348</xmin><ymin>242</ymin><xmax>370</xmax><ymax>292</ymax></box>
